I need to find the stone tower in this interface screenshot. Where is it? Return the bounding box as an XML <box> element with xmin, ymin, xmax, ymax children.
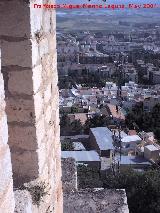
<box><xmin>0</xmin><ymin>0</ymin><xmax>63</xmax><ymax>212</ymax></box>
<box><xmin>0</xmin><ymin>49</ymin><xmax>15</xmax><ymax>213</ymax></box>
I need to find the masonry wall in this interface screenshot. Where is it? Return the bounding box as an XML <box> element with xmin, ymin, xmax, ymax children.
<box><xmin>61</xmin><ymin>158</ymin><xmax>77</xmax><ymax>193</ymax></box>
<box><xmin>0</xmin><ymin>49</ymin><xmax>15</xmax><ymax>212</ymax></box>
<box><xmin>0</xmin><ymin>0</ymin><xmax>62</xmax><ymax>212</ymax></box>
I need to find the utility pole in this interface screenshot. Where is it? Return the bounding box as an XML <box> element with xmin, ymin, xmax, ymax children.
<box><xmin>112</xmin><ymin>53</ymin><xmax>126</xmax><ymax>174</ymax></box>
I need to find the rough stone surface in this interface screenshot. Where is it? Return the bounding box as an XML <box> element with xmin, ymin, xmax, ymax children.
<box><xmin>0</xmin><ymin>49</ymin><xmax>15</xmax><ymax>213</ymax></box>
<box><xmin>62</xmin><ymin>158</ymin><xmax>129</xmax><ymax>213</ymax></box>
<box><xmin>0</xmin><ymin>0</ymin><xmax>62</xmax><ymax>212</ymax></box>
<box><xmin>64</xmin><ymin>189</ymin><xmax>129</xmax><ymax>213</ymax></box>
<box><xmin>14</xmin><ymin>190</ymin><xmax>37</xmax><ymax>213</ymax></box>
<box><xmin>62</xmin><ymin>158</ymin><xmax>77</xmax><ymax>193</ymax></box>
<box><xmin>0</xmin><ymin>0</ymin><xmax>130</xmax><ymax>212</ymax></box>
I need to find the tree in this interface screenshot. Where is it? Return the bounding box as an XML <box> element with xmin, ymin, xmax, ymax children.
<box><xmin>102</xmin><ymin>169</ymin><xmax>160</xmax><ymax>213</ymax></box>
<box><xmin>71</xmin><ymin>106</ymin><xmax>78</xmax><ymax>114</ymax></box>
<box><xmin>71</xmin><ymin>119</ymin><xmax>83</xmax><ymax>134</ymax></box>
<box><xmin>154</xmin><ymin>128</ymin><xmax>160</xmax><ymax>142</ymax></box>
<box><xmin>77</xmin><ymin>165</ymin><xmax>103</xmax><ymax>188</ymax></box>
<box><xmin>126</xmin><ymin>103</ymin><xmax>160</xmax><ymax>140</ymax></box>
<box><xmin>83</xmin><ymin>114</ymin><xmax>111</xmax><ymax>134</ymax></box>
<box><xmin>77</xmin><ymin>165</ymin><xmax>160</xmax><ymax>213</ymax></box>
<box><xmin>60</xmin><ymin>115</ymin><xmax>83</xmax><ymax>135</ymax></box>
<box><xmin>60</xmin><ymin>114</ymin><xmax>71</xmax><ymax>128</ymax></box>
<box><xmin>61</xmin><ymin>139</ymin><xmax>74</xmax><ymax>151</ymax></box>
<box><xmin>60</xmin><ymin>114</ymin><xmax>72</xmax><ymax>136</ymax></box>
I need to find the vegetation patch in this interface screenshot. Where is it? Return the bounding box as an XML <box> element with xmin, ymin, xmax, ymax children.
<box><xmin>126</xmin><ymin>103</ymin><xmax>160</xmax><ymax>142</ymax></box>
<box><xmin>24</xmin><ymin>182</ymin><xmax>49</xmax><ymax>206</ymax></box>
<box><xmin>77</xmin><ymin>165</ymin><xmax>160</xmax><ymax>213</ymax></box>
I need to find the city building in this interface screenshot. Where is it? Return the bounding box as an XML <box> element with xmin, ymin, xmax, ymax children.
<box><xmin>62</xmin><ymin>151</ymin><xmax>101</xmax><ymax>169</ymax></box>
<box><xmin>89</xmin><ymin>127</ymin><xmax>114</xmax><ymax>157</ymax></box>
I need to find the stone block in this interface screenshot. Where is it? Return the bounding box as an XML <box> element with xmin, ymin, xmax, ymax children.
<box><xmin>37</xmin><ymin>142</ymin><xmax>48</xmax><ymax>178</ymax></box>
<box><xmin>11</xmin><ymin>151</ymin><xmax>39</xmax><ymax>183</ymax></box>
<box><xmin>45</xmin><ymin>105</ymin><xmax>52</xmax><ymax>124</ymax></box>
<box><xmin>55</xmin><ymin>183</ymin><xmax>63</xmax><ymax>213</ymax></box>
<box><xmin>9</xmin><ymin>126</ymin><xmax>37</xmax><ymax>151</ymax></box>
<box><xmin>48</xmin><ymin>34</ymin><xmax>57</xmax><ymax>54</ymax></box>
<box><xmin>0</xmin><ymin>50</ymin><xmax>15</xmax><ymax>212</ymax></box>
<box><xmin>51</xmin><ymin>89</ymin><xmax>59</xmax><ymax>111</ymax></box>
<box><xmin>2</xmin><ymin>40</ymin><xmax>32</xmax><ymax>67</ymax></box>
<box><xmin>39</xmin><ymin>38</ymin><xmax>49</xmax><ymax>58</ymax></box>
<box><xmin>0</xmin><ymin>2</ymin><xmax>63</xmax><ymax>212</ymax></box>
<box><xmin>33</xmin><ymin>91</ymin><xmax>44</xmax><ymax>120</ymax></box>
<box><xmin>55</xmin><ymin>157</ymin><xmax>62</xmax><ymax>187</ymax></box>
<box><xmin>0</xmin><ymin>97</ymin><xmax>5</xmax><ymax>112</ymax></box>
<box><xmin>42</xmin><ymin>10</ymin><xmax>52</xmax><ymax>33</ymax></box>
<box><xmin>14</xmin><ymin>190</ymin><xmax>36</xmax><ymax>213</ymax></box>
<box><xmin>30</xmin><ymin>0</ymin><xmax>43</xmax><ymax>36</ymax></box>
<box><xmin>44</xmin><ymin>83</ymin><xmax>52</xmax><ymax>103</ymax></box>
<box><xmin>40</xmin><ymin>57</ymin><xmax>53</xmax><ymax>80</ymax></box>
<box><xmin>0</xmin><ymin>146</ymin><xmax>13</xmax><ymax>194</ymax></box>
<box><xmin>6</xmin><ymin>98</ymin><xmax>35</xmax><ymax>123</ymax></box>
<box><xmin>32</xmin><ymin>65</ymin><xmax>42</xmax><ymax>93</ymax></box>
<box><xmin>0</xmin><ymin>180</ymin><xmax>15</xmax><ymax>213</ymax></box>
<box><xmin>61</xmin><ymin>158</ymin><xmax>77</xmax><ymax>193</ymax></box>
<box><xmin>8</xmin><ymin>70</ymin><xmax>33</xmax><ymax>95</ymax></box>
<box><xmin>0</xmin><ymin>113</ymin><xmax>8</xmax><ymax>147</ymax></box>
<box><xmin>64</xmin><ymin>189</ymin><xmax>129</xmax><ymax>213</ymax></box>
<box><xmin>0</xmin><ymin>0</ymin><xmax>30</xmax><ymax>37</ymax></box>
<box><xmin>50</xmin><ymin>9</ymin><xmax>56</xmax><ymax>29</ymax></box>
<box><xmin>31</xmin><ymin>39</ymin><xmax>40</xmax><ymax>67</ymax></box>
<box><xmin>0</xmin><ymin>73</ymin><xmax>5</xmax><ymax>105</ymax></box>
<box><xmin>35</xmin><ymin>116</ymin><xmax>45</xmax><ymax>145</ymax></box>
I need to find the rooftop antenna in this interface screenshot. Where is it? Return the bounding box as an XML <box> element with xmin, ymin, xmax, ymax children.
<box><xmin>112</xmin><ymin>53</ymin><xmax>125</xmax><ymax>174</ymax></box>
<box><xmin>118</xmin><ymin>125</ymin><xmax>122</xmax><ymax>163</ymax></box>
<box><xmin>116</xmin><ymin>60</ymin><xmax>123</xmax><ymax>107</ymax></box>
<box><xmin>111</xmin><ymin>123</ymin><xmax>122</xmax><ymax>174</ymax></box>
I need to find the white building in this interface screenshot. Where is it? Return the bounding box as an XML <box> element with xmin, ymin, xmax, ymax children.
<box><xmin>121</xmin><ymin>135</ymin><xmax>142</xmax><ymax>152</ymax></box>
<box><xmin>144</xmin><ymin>144</ymin><xmax>160</xmax><ymax>163</ymax></box>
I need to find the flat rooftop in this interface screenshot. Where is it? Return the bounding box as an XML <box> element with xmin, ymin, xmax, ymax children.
<box><xmin>121</xmin><ymin>135</ymin><xmax>142</xmax><ymax>143</ymax></box>
<box><xmin>114</xmin><ymin>130</ymin><xmax>127</xmax><ymax>138</ymax></box>
<box><xmin>62</xmin><ymin>151</ymin><xmax>100</xmax><ymax>162</ymax></box>
<box><xmin>145</xmin><ymin>144</ymin><xmax>159</xmax><ymax>151</ymax></box>
<box><xmin>61</xmin><ymin>135</ymin><xmax>89</xmax><ymax>140</ymax></box>
<box><xmin>73</xmin><ymin>142</ymin><xmax>86</xmax><ymax>151</ymax></box>
<box><xmin>90</xmin><ymin>127</ymin><xmax>114</xmax><ymax>150</ymax></box>
<box><xmin>119</xmin><ymin>155</ymin><xmax>151</xmax><ymax>166</ymax></box>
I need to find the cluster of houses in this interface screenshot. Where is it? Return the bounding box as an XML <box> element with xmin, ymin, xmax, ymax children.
<box><xmin>61</xmin><ymin>126</ymin><xmax>160</xmax><ymax>173</ymax></box>
<box><xmin>60</xmin><ymin>81</ymin><xmax>160</xmax><ymax>125</ymax></box>
<box><xmin>57</xmin><ymin>30</ymin><xmax>160</xmax><ymax>85</ymax></box>
<box><xmin>58</xmin><ymin>30</ymin><xmax>160</xmax><ymax>173</ymax></box>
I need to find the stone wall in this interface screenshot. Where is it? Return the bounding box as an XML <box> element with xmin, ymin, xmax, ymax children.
<box><xmin>64</xmin><ymin>188</ymin><xmax>129</xmax><ymax>213</ymax></box>
<box><xmin>62</xmin><ymin>157</ymin><xmax>129</xmax><ymax>213</ymax></box>
<box><xmin>62</xmin><ymin>158</ymin><xmax>77</xmax><ymax>193</ymax></box>
<box><xmin>0</xmin><ymin>49</ymin><xmax>15</xmax><ymax>212</ymax></box>
<box><xmin>0</xmin><ymin>0</ymin><xmax>62</xmax><ymax>212</ymax></box>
